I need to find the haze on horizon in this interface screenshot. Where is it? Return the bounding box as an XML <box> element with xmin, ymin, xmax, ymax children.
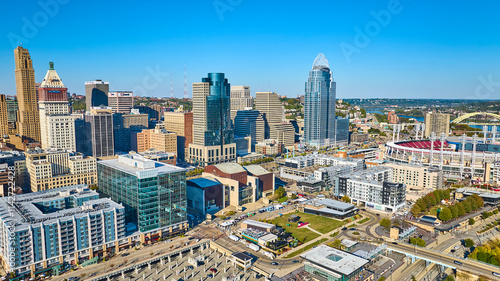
<box><xmin>0</xmin><ymin>0</ymin><xmax>499</xmax><ymax>100</ymax></box>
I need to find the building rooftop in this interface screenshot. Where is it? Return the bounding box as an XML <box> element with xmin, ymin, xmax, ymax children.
<box><xmin>213</xmin><ymin>162</ymin><xmax>246</xmax><ymax>174</ymax></box>
<box><xmin>244</xmin><ymin>165</ymin><xmax>270</xmax><ymax>176</ymax></box>
<box><xmin>242</xmin><ymin>219</ymin><xmax>275</xmax><ymax>229</ymax></box>
<box><xmin>300</xmin><ymin>245</ymin><xmax>369</xmax><ymax>276</ymax></box>
<box><xmin>187</xmin><ymin>177</ymin><xmax>221</xmax><ymax>189</ymax></box>
<box><xmin>98</xmin><ymin>154</ymin><xmax>184</xmax><ymax>178</ymax></box>
<box><xmin>0</xmin><ymin>184</ymin><xmax>123</xmax><ymax>231</ymax></box>
<box><xmin>232</xmin><ymin>252</ymin><xmax>253</xmax><ymax>262</ymax></box>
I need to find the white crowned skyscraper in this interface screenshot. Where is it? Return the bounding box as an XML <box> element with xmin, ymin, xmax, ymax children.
<box><xmin>304</xmin><ymin>53</ymin><xmax>336</xmax><ymax>148</ymax></box>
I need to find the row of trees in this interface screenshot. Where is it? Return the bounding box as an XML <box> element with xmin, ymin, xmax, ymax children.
<box><xmin>186</xmin><ymin>168</ymin><xmax>204</xmax><ymax>177</ymax></box>
<box><xmin>438</xmin><ymin>194</ymin><xmax>484</xmax><ymax>222</ymax></box>
<box><xmin>409</xmin><ymin>237</ymin><xmax>426</xmax><ymax>247</ymax></box>
<box><xmin>469</xmin><ymin>238</ymin><xmax>500</xmax><ymax>266</ymax></box>
<box><xmin>241</xmin><ymin>157</ymin><xmax>274</xmax><ymax>166</ymax></box>
<box><xmin>410</xmin><ymin>189</ymin><xmax>452</xmax><ymax>216</ymax></box>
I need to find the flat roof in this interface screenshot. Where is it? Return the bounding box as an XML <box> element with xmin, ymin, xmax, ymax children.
<box><xmin>187</xmin><ymin>177</ymin><xmax>220</xmax><ymax>189</ymax></box>
<box><xmin>242</xmin><ymin>219</ymin><xmax>275</xmax><ymax>229</ymax></box>
<box><xmin>232</xmin><ymin>252</ymin><xmax>252</xmax><ymax>261</ymax></box>
<box><xmin>341</xmin><ymin>239</ymin><xmax>358</xmax><ymax>248</ymax></box>
<box><xmin>98</xmin><ymin>154</ymin><xmax>184</xmax><ymax>176</ymax></box>
<box><xmin>300</xmin><ymin>245</ymin><xmax>369</xmax><ymax>276</ymax></box>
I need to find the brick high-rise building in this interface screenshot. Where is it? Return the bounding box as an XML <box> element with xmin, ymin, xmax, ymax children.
<box><xmin>424</xmin><ymin>112</ymin><xmax>450</xmax><ymax>137</ymax></box>
<box><xmin>164</xmin><ymin>111</ymin><xmax>193</xmax><ymax>161</ymax></box>
<box><xmin>131</xmin><ymin>124</ymin><xmax>177</xmax><ymax>162</ymax></box>
<box><xmin>14</xmin><ymin>46</ymin><xmax>41</xmax><ymax>143</ymax></box>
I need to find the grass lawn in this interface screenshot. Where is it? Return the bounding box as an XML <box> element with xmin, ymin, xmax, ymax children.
<box><xmin>427</xmin><ymin>205</ymin><xmax>442</xmax><ymax>216</ymax></box>
<box><xmin>278</xmin><ymin>196</ymin><xmax>289</xmax><ymax>203</ymax></box>
<box><xmin>287</xmin><ymin>238</ymin><xmax>328</xmax><ymax>258</ymax></box>
<box><xmin>271</xmin><ymin>212</ymin><xmax>345</xmax><ymax>239</ymax></box>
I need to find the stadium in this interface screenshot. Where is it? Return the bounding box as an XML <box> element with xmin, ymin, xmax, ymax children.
<box><xmin>384</xmin><ymin>136</ymin><xmax>500</xmax><ymax>184</ymax></box>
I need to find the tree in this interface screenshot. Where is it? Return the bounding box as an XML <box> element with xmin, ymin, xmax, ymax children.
<box><xmin>275</xmin><ymin>186</ymin><xmax>286</xmax><ymax>199</ymax></box>
<box><xmin>444</xmin><ymin>275</ymin><xmax>455</xmax><ymax>281</ymax></box>
<box><xmin>380</xmin><ymin>218</ymin><xmax>391</xmax><ymax>231</ymax></box>
<box><xmin>439</xmin><ymin>207</ymin><xmax>452</xmax><ymax>222</ymax></box>
<box><xmin>341</xmin><ymin>195</ymin><xmax>351</xmax><ymax>203</ymax></box>
<box><xmin>291</xmin><ymin>193</ymin><xmax>298</xmax><ymax>200</ymax></box>
<box><xmin>411</xmin><ymin>276</ymin><xmax>417</xmax><ymax>281</ymax></box>
<box><xmin>469</xmin><ymin>218</ymin><xmax>475</xmax><ymax>225</ymax></box>
<box><xmin>410</xmin><ymin>204</ymin><xmax>421</xmax><ymax>216</ymax></box>
<box><xmin>449</xmin><ymin>205</ymin><xmax>458</xmax><ymax>219</ymax></box>
<box><xmin>457</xmin><ymin>202</ymin><xmax>466</xmax><ymax>216</ymax></box>
<box><xmin>332</xmin><ymin>239</ymin><xmax>342</xmax><ymax>249</ymax></box>
<box><xmin>464</xmin><ymin>238</ymin><xmax>474</xmax><ymax>248</ymax></box>
<box><xmin>463</xmin><ymin>200</ymin><xmax>472</xmax><ymax>213</ymax></box>
<box><xmin>89</xmin><ymin>184</ymin><xmax>98</xmax><ymax>190</ymax></box>
<box><xmin>410</xmin><ymin>237</ymin><xmax>426</xmax><ymax>247</ymax></box>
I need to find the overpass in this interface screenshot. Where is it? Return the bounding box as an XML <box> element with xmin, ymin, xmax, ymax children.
<box><xmin>387</xmin><ymin>242</ymin><xmax>500</xmax><ymax>279</ymax></box>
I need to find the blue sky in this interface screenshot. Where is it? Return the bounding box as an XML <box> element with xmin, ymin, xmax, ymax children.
<box><xmin>0</xmin><ymin>0</ymin><xmax>499</xmax><ymax>99</ymax></box>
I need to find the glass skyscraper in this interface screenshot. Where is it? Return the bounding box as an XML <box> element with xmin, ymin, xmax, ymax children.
<box><xmin>188</xmin><ymin>73</ymin><xmax>236</xmax><ymax>165</ymax></box>
<box><xmin>304</xmin><ymin>53</ymin><xmax>337</xmax><ymax>148</ymax></box>
<box><xmin>97</xmin><ymin>154</ymin><xmax>187</xmax><ymax>233</ymax></box>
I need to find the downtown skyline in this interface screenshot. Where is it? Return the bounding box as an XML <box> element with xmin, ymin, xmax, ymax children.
<box><xmin>0</xmin><ymin>0</ymin><xmax>499</xmax><ymax>99</ymax></box>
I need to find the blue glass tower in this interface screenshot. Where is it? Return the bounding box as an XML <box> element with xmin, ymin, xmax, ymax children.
<box><xmin>202</xmin><ymin>73</ymin><xmax>233</xmax><ymax>148</ymax></box>
<box><xmin>304</xmin><ymin>53</ymin><xmax>336</xmax><ymax>148</ymax></box>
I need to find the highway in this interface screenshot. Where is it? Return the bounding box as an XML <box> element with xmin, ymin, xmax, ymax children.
<box><xmin>388</xmin><ymin>242</ymin><xmax>500</xmax><ymax>280</ymax></box>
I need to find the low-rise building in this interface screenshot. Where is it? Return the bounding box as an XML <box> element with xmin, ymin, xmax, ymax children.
<box><xmin>300</xmin><ymin>245</ymin><xmax>369</xmax><ymax>281</ymax></box>
<box><xmin>241</xmin><ymin>219</ymin><xmax>276</xmax><ymax>232</ymax></box>
<box><xmin>255</xmin><ymin>139</ymin><xmax>282</xmax><ymax>156</ymax></box>
<box><xmin>299</xmin><ymin>198</ymin><xmax>358</xmax><ymax>219</ymax></box>
<box><xmin>186</xmin><ymin>177</ymin><xmax>224</xmax><ymax>216</ymax></box>
<box><xmin>203</xmin><ymin>163</ymin><xmax>275</xmax><ymax>207</ymax></box>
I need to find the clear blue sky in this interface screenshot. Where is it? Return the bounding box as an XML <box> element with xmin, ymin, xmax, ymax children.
<box><xmin>1</xmin><ymin>0</ymin><xmax>499</xmax><ymax>99</ymax></box>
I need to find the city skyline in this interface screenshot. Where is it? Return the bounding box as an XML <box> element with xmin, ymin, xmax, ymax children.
<box><xmin>0</xmin><ymin>1</ymin><xmax>499</xmax><ymax>99</ymax></box>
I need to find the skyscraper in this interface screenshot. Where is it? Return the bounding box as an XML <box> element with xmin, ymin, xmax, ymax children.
<box><xmin>14</xmin><ymin>46</ymin><xmax>40</xmax><ymax>143</ymax></box>
<box><xmin>424</xmin><ymin>112</ymin><xmax>450</xmax><ymax>137</ymax></box>
<box><xmin>187</xmin><ymin>73</ymin><xmax>236</xmax><ymax>166</ymax></box>
<box><xmin>0</xmin><ymin>95</ymin><xmax>8</xmax><ymax>136</ymax></box>
<box><xmin>304</xmin><ymin>53</ymin><xmax>336</xmax><ymax>148</ymax></box>
<box><xmin>38</xmin><ymin>62</ymin><xmax>76</xmax><ymax>150</ymax></box>
<box><xmin>164</xmin><ymin>111</ymin><xmax>193</xmax><ymax>161</ymax></box>
<box><xmin>85</xmin><ymin>79</ymin><xmax>109</xmax><ymax>110</ymax></box>
<box><xmin>5</xmin><ymin>97</ymin><xmax>18</xmax><ymax>134</ymax></box>
<box><xmin>84</xmin><ymin>106</ymin><xmax>114</xmax><ymax>157</ymax></box>
<box><xmin>108</xmin><ymin>91</ymin><xmax>134</xmax><ymax>113</ymax></box>
<box><xmin>234</xmin><ymin>109</ymin><xmax>265</xmax><ymax>150</ymax></box>
<box><xmin>230</xmin><ymin>86</ymin><xmax>253</xmax><ymax>121</ymax></box>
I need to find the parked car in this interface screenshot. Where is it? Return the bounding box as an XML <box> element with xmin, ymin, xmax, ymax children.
<box><xmin>271</xmin><ymin>262</ymin><xmax>278</xmax><ymax>266</ymax></box>
<box><xmin>210</xmin><ymin>268</ymin><xmax>217</xmax><ymax>273</ymax></box>
<box><xmin>292</xmin><ymin>260</ymin><xmax>300</xmax><ymax>263</ymax></box>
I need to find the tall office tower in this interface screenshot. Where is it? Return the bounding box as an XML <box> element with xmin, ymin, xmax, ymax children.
<box><xmin>98</xmin><ymin>154</ymin><xmax>188</xmax><ymax>233</ymax></box>
<box><xmin>234</xmin><ymin>109</ymin><xmax>265</xmax><ymax>150</ymax></box>
<box><xmin>14</xmin><ymin>46</ymin><xmax>41</xmax><ymax>143</ymax></box>
<box><xmin>84</xmin><ymin>106</ymin><xmax>114</xmax><ymax>157</ymax></box>
<box><xmin>6</xmin><ymin>97</ymin><xmax>18</xmax><ymax>134</ymax></box>
<box><xmin>38</xmin><ymin>62</ymin><xmax>76</xmax><ymax>150</ymax></box>
<box><xmin>230</xmin><ymin>86</ymin><xmax>253</xmax><ymax>121</ymax></box>
<box><xmin>113</xmin><ymin>111</ymin><xmax>149</xmax><ymax>152</ymax></box>
<box><xmin>335</xmin><ymin>117</ymin><xmax>349</xmax><ymax>146</ymax></box>
<box><xmin>108</xmin><ymin>91</ymin><xmax>134</xmax><ymax>113</ymax></box>
<box><xmin>424</xmin><ymin>112</ymin><xmax>450</xmax><ymax>137</ymax></box>
<box><xmin>255</xmin><ymin>91</ymin><xmax>284</xmax><ymax>138</ymax></box>
<box><xmin>164</xmin><ymin>111</ymin><xmax>193</xmax><ymax>161</ymax></box>
<box><xmin>187</xmin><ymin>73</ymin><xmax>236</xmax><ymax>166</ymax></box>
<box><xmin>85</xmin><ymin>79</ymin><xmax>109</xmax><ymax>110</ymax></box>
<box><xmin>0</xmin><ymin>95</ymin><xmax>8</xmax><ymax>136</ymax></box>
<box><xmin>304</xmin><ymin>53</ymin><xmax>336</xmax><ymax>148</ymax></box>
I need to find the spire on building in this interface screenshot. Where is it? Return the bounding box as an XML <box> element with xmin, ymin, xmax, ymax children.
<box><xmin>170</xmin><ymin>75</ymin><xmax>174</xmax><ymax>98</ymax></box>
<box><xmin>41</xmin><ymin>62</ymin><xmax>65</xmax><ymax>88</ymax></box>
